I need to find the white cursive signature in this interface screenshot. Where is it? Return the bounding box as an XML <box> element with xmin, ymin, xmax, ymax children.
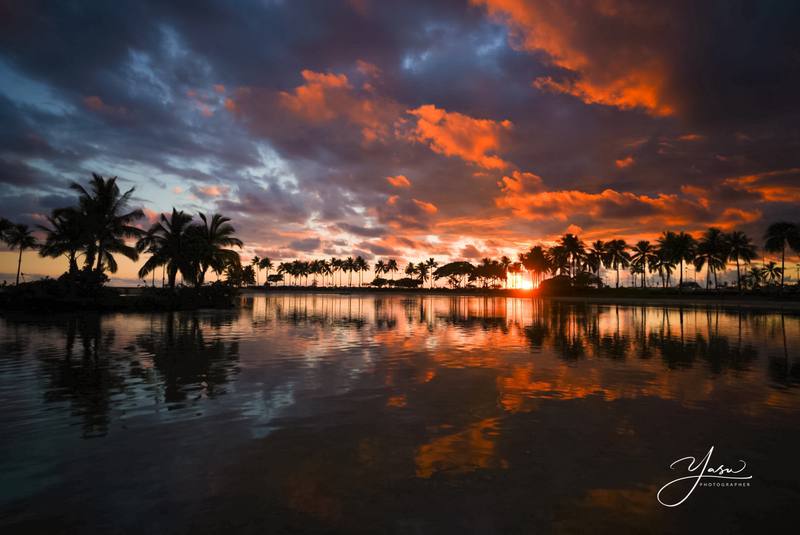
<box><xmin>657</xmin><ymin>446</ymin><xmax>751</xmax><ymax>507</ymax></box>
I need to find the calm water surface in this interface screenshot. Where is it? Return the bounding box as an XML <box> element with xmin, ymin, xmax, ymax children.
<box><xmin>1</xmin><ymin>294</ymin><xmax>799</xmax><ymax>533</ymax></box>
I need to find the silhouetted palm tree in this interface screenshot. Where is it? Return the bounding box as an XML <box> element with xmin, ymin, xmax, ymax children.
<box><xmin>584</xmin><ymin>240</ymin><xmax>607</xmax><ymax>283</ymax></box>
<box><xmin>695</xmin><ymin>227</ymin><xmax>727</xmax><ymax>288</ymax></box>
<box><xmin>374</xmin><ymin>259</ymin><xmax>387</xmax><ymax>280</ymax></box>
<box><xmin>763</xmin><ymin>261</ymin><xmax>782</xmax><ymax>285</ymax></box>
<box><xmin>5</xmin><ymin>223</ymin><xmax>38</xmax><ymax>285</ymax></box>
<box><xmin>70</xmin><ymin>174</ymin><xmax>144</xmax><ymax>274</ymax></box>
<box><xmin>726</xmin><ymin>231</ymin><xmax>757</xmax><ymax>291</ymax></box>
<box><xmin>344</xmin><ymin>257</ymin><xmax>355</xmax><ymax>287</ymax></box>
<box><xmin>258</xmin><ymin>257</ymin><xmax>273</xmax><ymax>286</ymax></box>
<box><xmin>630</xmin><ymin>240</ymin><xmax>657</xmax><ymax>288</ymax></box>
<box><xmin>604</xmin><ymin>239</ymin><xmax>630</xmax><ymax>288</ymax></box>
<box><xmin>387</xmin><ymin>259</ymin><xmax>399</xmax><ymax>280</ymax></box>
<box><xmin>137</xmin><ymin>209</ymin><xmax>196</xmax><ymax>288</ymax></box>
<box><xmin>658</xmin><ymin>231</ymin><xmax>696</xmax><ymax>289</ymax></box>
<box><xmin>425</xmin><ymin>258</ymin><xmax>438</xmax><ymax>289</ymax></box>
<box><xmin>559</xmin><ymin>233</ymin><xmax>585</xmax><ymax>278</ymax></box>
<box><xmin>355</xmin><ymin>256</ymin><xmax>368</xmax><ymax>286</ymax></box>
<box><xmin>764</xmin><ymin>222</ymin><xmax>800</xmax><ymax>291</ymax></box>
<box><xmin>519</xmin><ymin>245</ymin><xmax>549</xmax><ymax>288</ymax></box>
<box><xmin>192</xmin><ymin>213</ymin><xmax>243</xmax><ymax>285</ymax></box>
<box><xmin>251</xmin><ymin>256</ymin><xmax>261</xmax><ymax>285</ymax></box>
<box><xmin>38</xmin><ymin>209</ymin><xmax>86</xmax><ymax>274</ymax></box>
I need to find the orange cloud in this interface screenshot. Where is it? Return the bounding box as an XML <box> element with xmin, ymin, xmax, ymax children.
<box><xmin>386</xmin><ymin>175</ymin><xmax>411</xmax><ymax>188</ymax></box>
<box><xmin>412</xmin><ymin>199</ymin><xmax>438</xmax><ymax>214</ymax></box>
<box><xmin>723</xmin><ymin>168</ymin><xmax>800</xmax><ymax>202</ymax></box>
<box><xmin>195</xmin><ymin>185</ymin><xmax>230</xmax><ymax>198</ymax></box>
<box><xmin>472</xmin><ymin>0</ymin><xmax>673</xmax><ymax>116</ymax></box>
<box><xmin>615</xmin><ymin>155</ymin><xmax>634</xmax><ymax>168</ymax></box>
<box><xmin>406</xmin><ymin>104</ymin><xmax>512</xmax><ymax>169</ymax></box>
<box><xmin>278</xmin><ymin>69</ymin><xmax>400</xmax><ymax>144</ymax></box>
<box><xmin>386</xmin><ymin>194</ymin><xmax>399</xmax><ymax>205</ymax></box>
<box><xmin>213</xmin><ymin>84</ymin><xmax>226</xmax><ymax>93</ymax></box>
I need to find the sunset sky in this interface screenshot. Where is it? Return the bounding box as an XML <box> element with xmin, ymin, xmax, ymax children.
<box><xmin>2</xmin><ymin>0</ymin><xmax>800</xmax><ymax>283</ymax></box>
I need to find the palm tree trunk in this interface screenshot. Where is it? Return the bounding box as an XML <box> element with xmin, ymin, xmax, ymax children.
<box><xmin>679</xmin><ymin>260</ymin><xmax>684</xmax><ymax>290</ymax></box>
<box><xmin>781</xmin><ymin>245</ymin><xmax>785</xmax><ymax>291</ymax></box>
<box><xmin>615</xmin><ymin>266</ymin><xmax>619</xmax><ymax>288</ymax></box>
<box><xmin>16</xmin><ymin>247</ymin><xmax>23</xmax><ymax>285</ymax></box>
<box><xmin>95</xmin><ymin>248</ymin><xmax>104</xmax><ymax>273</ymax></box>
<box><xmin>736</xmin><ymin>258</ymin><xmax>741</xmax><ymax>292</ymax></box>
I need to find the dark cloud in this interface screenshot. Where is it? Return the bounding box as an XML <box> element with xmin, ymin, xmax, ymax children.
<box><xmin>0</xmin><ymin>0</ymin><xmax>798</xmax><ymax>274</ymax></box>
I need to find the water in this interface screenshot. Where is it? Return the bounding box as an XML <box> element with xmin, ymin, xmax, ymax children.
<box><xmin>1</xmin><ymin>293</ymin><xmax>799</xmax><ymax>533</ymax></box>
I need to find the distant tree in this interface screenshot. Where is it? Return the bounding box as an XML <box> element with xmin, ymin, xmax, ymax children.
<box><xmin>386</xmin><ymin>259</ymin><xmax>399</xmax><ymax>280</ymax></box>
<box><xmin>251</xmin><ymin>256</ymin><xmax>261</xmax><ymax>285</ymax></box>
<box><xmin>658</xmin><ymin>231</ymin><xmax>696</xmax><ymax>290</ymax></box>
<box><xmin>258</xmin><ymin>257</ymin><xmax>273</xmax><ymax>285</ymax></box>
<box><xmin>604</xmin><ymin>239</ymin><xmax>630</xmax><ymax>288</ymax></box>
<box><xmin>630</xmin><ymin>240</ymin><xmax>658</xmax><ymax>288</ymax></box>
<box><xmin>725</xmin><ymin>231</ymin><xmax>757</xmax><ymax>292</ymax></box>
<box><xmin>4</xmin><ymin>223</ymin><xmax>38</xmax><ymax>285</ymax></box>
<box><xmin>694</xmin><ymin>227</ymin><xmax>727</xmax><ymax>288</ymax></box>
<box><xmin>584</xmin><ymin>240</ymin><xmax>607</xmax><ymax>284</ymax></box>
<box><xmin>559</xmin><ymin>233</ymin><xmax>586</xmax><ymax>278</ymax></box>
<box><xmin>764</xmin><ymin>222</ymin><xmax>800</xmax><ymax>291</ymax></box>
<box><xmin>425</xmin><ymin>258</ymin><xmax>438</xmax><ymax>289</ymax></box>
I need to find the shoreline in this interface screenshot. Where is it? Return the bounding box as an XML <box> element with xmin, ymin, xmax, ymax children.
<box><xmin>240</xmin><ymin>287</ymin><xmax>800</xmax><ymax>312</ymax></box>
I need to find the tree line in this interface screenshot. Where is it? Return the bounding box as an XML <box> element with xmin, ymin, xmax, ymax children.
<box><xmin>247</xmin><ymin>225</ymin><xmax>800</xmax><ymax>292</ymax></box>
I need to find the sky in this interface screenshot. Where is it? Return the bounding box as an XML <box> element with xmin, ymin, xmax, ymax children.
<box><xmin>1</xmin><ymin>0</ymin><xmax>800</xmax><ymax>283</ymax></box>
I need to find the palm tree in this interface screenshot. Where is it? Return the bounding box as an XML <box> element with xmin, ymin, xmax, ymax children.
<box><xmin>654</xmin><ymin>254</ymin><xmax>675</xmax><ymax>288</ymax></box>
<box><xmin>764</xmin><ymin>222</ymin><xmax>800</xmax><ymax>291</ymax></box>
<box><xmin>355</xmin><ymin>256</ymin><xmax>368</xmax><ymax>287</ymax></box>
<box><xmin>695</xmin><ymin>228</ymin><xmax>727</xmax><ymax>288</ymax></box>
<box><xmin>547</xmin><ymin>245</ymin><xmax>569</xmax><ymax>276</ymax></box>
<box><xmin>559</xmin><ymin>233</ymin><xmax>585</xmax><ymax>278</ymax></box>
<box><xmin>343</xmin><ymin>257</ymin><xmax>355</xmax><ymax>287</ymax></box>
<box><xmin>258</xmin><ymin>257</ymin><xmax>273</xmax><ymax>286</ymax></box>
<box><xmin>416</xmin><ymin>261</ymin><xmax>430</xmax><ymax>287</ymax></box>
<box><xmin>726</xmin><ymin>231</ymin><xmax>757</xmax><ymax>292</ymax></box>
<box><xmin>744</xmin><ymin>265</ymin><xmax>766</xmax><ymax>289</ymax></box>
<box><xmin>763</xmin><ymin>261</ymin><xmax>783</xmax><ymax>285</ymax></box>
<box><xmin>70</xmin><ymin>173</ymin><xmax>144</xmax><ymax>274</ymax></box>
<box><xmin>137</xmin><ymin>209</ymin><xmax>196</xmax><ymax>288</ymax></box>
<box><xmin>658</xmin><ymin>231</ymin><xmax>696</xmax><ymax>289</ymax></box>
<box><xmin>630</xmin><ymin>240</ymin><xmax>658</xmax><ymax>288</ymax></box>
<box><xmin>330</xmin><ymin>258</ymin><xmax>342</xmax><ymax>286</ymax></box>
<box><xmin>425</xmin><ymin>258</ymin><xmax>438</xmax><ymax>289</ymax></box>
<box><xmin>499</xmin><ymin>255</ymin><xmax>512</xmax><ymax>287</ymax></box>
<box><xmin>251</xmin><ymin>256</ymin><xmax>261</xmax><ymax>286</ymax></box>
<box><xmin>604</xmin><ymin>239</ymin><xmax>630</xmax><ymax>288</ymax></box>
<box><xmin>191</xmin><ymin>213</ymin><xmax>243</xmax><ymax>285</ymax></box>
<box><xmin>405</xmin><ymin>262</ymin><xmax>417</xmax><ymax>281</ymax></box>
<box><xmin>374</xmin><ymin>259</ymin><xmax>387</xmax><ymax>281</ymax></box>
<box><xmin>584</xmin><ymin>240</ymin><xmax>607</xmax><ymax>284</ymax></box>
<box><xmin>38</xmin><ymin>209</ymin><xmax>86</xmax><ymax>274</ymax></box>
<box><xmin>519</xmin><ymin>246</ymin><xmax>549</xmax><ymax>288</ymax></box>
<box><xmin>5</xmin><ymin>224</ymin><xmax>38</xmax><ymax>285</ymax></box>
<box><xmin>387</xmin><ymin>259</ymin><xmax>399</xmax><ymax>281</ymax></box>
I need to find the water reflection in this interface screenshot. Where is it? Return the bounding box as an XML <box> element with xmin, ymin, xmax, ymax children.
<box><xmin>1</xmin><ymin>294</ymin><xmax>799</xmax><ymax>533</ymax></box>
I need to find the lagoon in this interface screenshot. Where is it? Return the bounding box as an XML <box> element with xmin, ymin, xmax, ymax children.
<box><xmin>1</xmin><ymin>293</ymin><xmax>799</xmax><ymax>533</ymax></box>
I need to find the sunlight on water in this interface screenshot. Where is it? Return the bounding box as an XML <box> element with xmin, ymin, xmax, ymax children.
<box><xmin>1</xmin><ymin>293</ymin><xmax>799</xmax><ymax>533</ymax></box>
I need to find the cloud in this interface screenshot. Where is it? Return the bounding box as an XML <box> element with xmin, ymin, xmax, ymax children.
<box><xmin>386</xmin><ymin>174</ymin><xmax>411</xmax><ymax>188</ymax></box>
<box><xmin>615</xmin><ymin>155</ymin><xmax>634</xmax><ymax>169</ymax></box>
<box><xmin>472</xmin><ymin>0</ymin><xmax>673</xmax><ymax>116</ymax></box>
<box><xmin>193</xmin><ymin>185</ymin><xmax>230</xmax><ymax>198</ymax></box>
<box><xmin>405</xmin><ymin>104</ymin><xmax>512</xmax><ymax>169</ymax></box>
<box><xmin>412</xmin><ymin>198</ymin><xmax>438</xmax><ymax>214</ymax></box>
<box><xmin>287</xmin><ymin>237</ymin><xmax>321</xmax><ymax>252</ymax></box>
